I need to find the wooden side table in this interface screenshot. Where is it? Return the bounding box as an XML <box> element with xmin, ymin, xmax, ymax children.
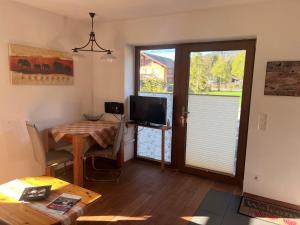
<box><xmin>128</xmin><ymin>122</ymin><xmax>172</xmax><ymax>172</ymax></box>
<box><xmin>160</xmin><ymin>125</ymin><xmax>172</xmax><ymax>171</ymax></box>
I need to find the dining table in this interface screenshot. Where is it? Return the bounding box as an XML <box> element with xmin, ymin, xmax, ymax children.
<box><xmin>50</xmin><ymin>120</ymin><xmax>121</xmax><ymax>187</ymax></box>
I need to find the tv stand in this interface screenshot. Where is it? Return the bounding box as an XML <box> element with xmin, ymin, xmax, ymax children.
<box><xmin>136</xmin><ymin>123</ymin><xmax>164</xmax><ymax>129</ymax></box>
<box><xmin>127</xmin><ymin>121</ymin><xmax>172</xmax><ymax>172</ymax></box>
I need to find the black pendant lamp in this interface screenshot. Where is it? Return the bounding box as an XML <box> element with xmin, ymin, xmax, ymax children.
<box><xmin>72</xmin><ymin>12</ymin><xmax>115</xmax><ymax>62</ymax></box>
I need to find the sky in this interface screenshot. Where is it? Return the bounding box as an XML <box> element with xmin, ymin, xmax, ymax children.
<box><xmin>144</xmin><ymin>49</ymin><xmax>176</xmax><ymax>60</ymax></box>
<box><xmin>143</xmin><ymin>49</ymin><xmax>244</xmax><ymax>61</ymax></box>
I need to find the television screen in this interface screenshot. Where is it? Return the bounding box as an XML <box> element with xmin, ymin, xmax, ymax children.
<box><xmin>130</xmin><ymin>96</ymin><xmax>167</xmax><ymax>125</ymax></box>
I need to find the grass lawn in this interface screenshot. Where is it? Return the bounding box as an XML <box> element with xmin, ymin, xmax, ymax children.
<box><xmin>197</xmin><ymin>90</ymin><xmax>242</xmax><ymax>97</ymax></box>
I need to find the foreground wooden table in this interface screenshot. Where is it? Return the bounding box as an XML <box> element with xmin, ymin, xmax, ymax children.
<box><xmin>0</xmin><ymin>176</ymin><xmax>101</xmax><ymax>225</ymax></box>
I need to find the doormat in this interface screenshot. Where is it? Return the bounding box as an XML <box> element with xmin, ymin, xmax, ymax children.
<box><xmin>239</xmin><ymin>196</ymin><xmax>300</xmax><ymax>225</ymax></box>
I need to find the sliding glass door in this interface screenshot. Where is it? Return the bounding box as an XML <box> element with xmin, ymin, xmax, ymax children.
<box><xmin>134</xmin><ymin>40</ymin><xmax>256</xmax><ymax>184</ymax></box>
<box><xmin>174</xmin><ymin>40</ymin><xmax>256</xmax><ymax>183</ymax></box>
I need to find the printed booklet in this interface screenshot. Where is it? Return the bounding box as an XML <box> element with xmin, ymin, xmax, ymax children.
<box><xmin>46</xmin><ymin>193</ymin><xmax>81</xmax><ymax>214</ymax></box>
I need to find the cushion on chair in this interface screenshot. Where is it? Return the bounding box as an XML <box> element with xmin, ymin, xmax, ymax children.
<box><xmin>84</xmin><ymin>145</ymin><xmax>114</xmax><ymax>159</ymax></box>
<box><xmin>46</xmin><ymin>150</ymin><xmax>73</xmax><ymax>166</ymax></box>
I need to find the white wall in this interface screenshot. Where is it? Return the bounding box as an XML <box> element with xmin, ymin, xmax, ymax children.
<box><xmin>92</xmin><ymin>0</ymin><xmax>300</xmax><ymax>205</ymax></box>
<box><xmin>0</xmin><ymin>0</ymin><xmax>93</xmax><ymax>182</ymax></box>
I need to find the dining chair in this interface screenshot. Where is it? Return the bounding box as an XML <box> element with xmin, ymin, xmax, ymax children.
<box><xmin>83</xmin><ymin>118</ymin><xmax>125</xmax><ymax>182</ymax></box>
<box><xmin>26</xmin><ymin>122</ymin><xmax>73</xmax><ymax>177</ymax></box>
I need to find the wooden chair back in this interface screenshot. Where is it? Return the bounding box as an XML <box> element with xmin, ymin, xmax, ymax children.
<box><xmin>111</xmin><ymin>118</ymin><xmax>125</xmax><ymax>158</ymax></box>
<box><xmin>26</xmin><ymin>122</ymin><xmax>47</xmax><ymax>169</ymax></box>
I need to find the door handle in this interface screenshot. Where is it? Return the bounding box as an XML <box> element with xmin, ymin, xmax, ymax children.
<box><xmin>180</xmin><ymin>107</ymin><xmax>190</xmax><ymax>127</ymax></box>
<box><xmin>180</xmin><ymin>115</ymin><xmax>185</xmax><ymax>127</ymax></box>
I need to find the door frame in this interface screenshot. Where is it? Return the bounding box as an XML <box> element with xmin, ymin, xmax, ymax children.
<box><xmin>172</xmin><ymin>39</ymin><xmax>256</xmax><ymax>185</ymax></box>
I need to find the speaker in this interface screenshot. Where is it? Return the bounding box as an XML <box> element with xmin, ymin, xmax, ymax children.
<box><xmin>105</xmin><ymin>102</ymin><xmax>124</xmax><ymax>114</ymax></box>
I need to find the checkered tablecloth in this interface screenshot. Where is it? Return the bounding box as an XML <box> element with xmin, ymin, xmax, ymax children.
<box><xmin>51</xmin><ymin>120</ymin><xmax>119</xmax><ymax>148</ymax></box>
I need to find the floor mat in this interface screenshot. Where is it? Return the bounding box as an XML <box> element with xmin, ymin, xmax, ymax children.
<box><xmin>189</xmin><ymin>189</ymin><xmax>275</xmax><ymax>225</ymax></box>
<box><xmin>239</xmin><ymin>196</ymin><xmax>300</xmax><ymax>225</ymax></box>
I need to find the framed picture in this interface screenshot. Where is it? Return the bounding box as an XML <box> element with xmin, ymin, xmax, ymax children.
<box><xmin>9</xmin><ymin>44</ymin><xmax>74</xmax><ymax>85</ymax></box>
<box><xmin>264</xmin><ymin>61</ymin><xmax>300</xmax><ymax>96</ymax></box>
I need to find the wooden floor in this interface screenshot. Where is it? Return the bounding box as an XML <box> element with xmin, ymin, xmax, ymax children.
<box><xmin>65</xmin><ymin>160</ymin><xmax>241</xmax><ymax>225</ymax></box>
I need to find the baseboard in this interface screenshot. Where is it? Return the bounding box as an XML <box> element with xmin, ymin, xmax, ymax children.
<box><xmin>124</xmin><ymin>158</ymin><xmax>135</xmax><ymax>165</ymax></box>
<box><xmin>243</xmin><ymin>192</ymin><xmax>300</xmax><ymax>211</ymax></box>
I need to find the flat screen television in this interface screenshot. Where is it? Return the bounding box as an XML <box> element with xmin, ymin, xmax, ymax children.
<box><xmin>130</xmin><ymin>95</ymin><xmax>167</xmax><ymax>126</ymax></box>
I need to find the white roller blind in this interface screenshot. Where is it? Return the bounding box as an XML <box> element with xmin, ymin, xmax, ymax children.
<box><xmin>185</xmin><ymin>95</ymin><xmax>240</xmax><ymax>175</ymax></box>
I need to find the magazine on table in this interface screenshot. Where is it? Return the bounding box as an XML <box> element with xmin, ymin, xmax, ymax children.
<box><xmin>46</xmin><ymin>193</ymin><xmax>81</xmax><ymax>215</ymax></box>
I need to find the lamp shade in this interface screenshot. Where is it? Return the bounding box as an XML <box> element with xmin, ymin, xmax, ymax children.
<box><xmin>100</xmin><ymin>51</ymin><xmax>116</xmax><ymax>62</ymax></box>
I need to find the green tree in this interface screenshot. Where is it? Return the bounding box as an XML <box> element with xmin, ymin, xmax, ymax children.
<box><xmin>231</xmin><ymin>52</ymin><xmax>246</xmax><ymax>79</ymax></box>
<box><xmin>210</xmin><ymin>56</ymin><xmax>232</xmax><ymax>91</ymax></box>
<box><xmin>189</xmin><ymin>54</ymin><xmax>207</xmax><ymax>94</ymax></box>
<box><xmin>188</xmin><ymin>53</ymin><xmax>220</xmax><ymax>94</ymax></box>
<box><xmin>140</xmin><ymin>77</ymin><xmax>166</xmax><ymax>93</ymax></box>
<box><xmin>202</xmin><ymin>54</ymin><xmax>218</xmax><ymax>91</ymax></box>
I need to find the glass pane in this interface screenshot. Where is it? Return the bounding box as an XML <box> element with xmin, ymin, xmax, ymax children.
<box><xmin>137</xmin><ymin>49</ymin><xmax>175</xmax><ymax>163</ymax></box>
<box><xmin>185</xmin><ymin>50</ymin><xmax>246</xmax><ymax>175</ymax></box>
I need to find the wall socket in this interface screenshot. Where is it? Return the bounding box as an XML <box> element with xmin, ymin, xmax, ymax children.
<box><xmin>258</xmin><ymin>113</ymin><xmax>267</xmax><ymax>131</ymax></box>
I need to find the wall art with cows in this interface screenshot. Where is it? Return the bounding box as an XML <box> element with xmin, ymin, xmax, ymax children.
<box><xmin>9</xmin><ymin>44</ymin><xmax>74</xmax><ymax>85</ymax></box>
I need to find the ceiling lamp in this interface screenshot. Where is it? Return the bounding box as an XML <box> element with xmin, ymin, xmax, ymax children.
<box><xmin>72</xmin><ymin>12</ymin><xmax>115</xmax><ymax>62</ymax></box>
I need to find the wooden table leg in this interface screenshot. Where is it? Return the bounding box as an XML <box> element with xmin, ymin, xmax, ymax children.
<box><xmin>72</xmin><ymin>135</ymin><xmax>85</xmax><ymax>186</ymax></box>
<box><xmin>161</xmin><ymin>128</ymin><xmax>165</xmax><ymax>172</ymax></box>
<box><xmin>45</xmin><ymin>166</ymin><xmax>55</xmax><ymax>177</ymax></box>
<box><xmin>116</xmin><ymin>140</ymin><xmax>124</xmax><ymax>168</ymax></box>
